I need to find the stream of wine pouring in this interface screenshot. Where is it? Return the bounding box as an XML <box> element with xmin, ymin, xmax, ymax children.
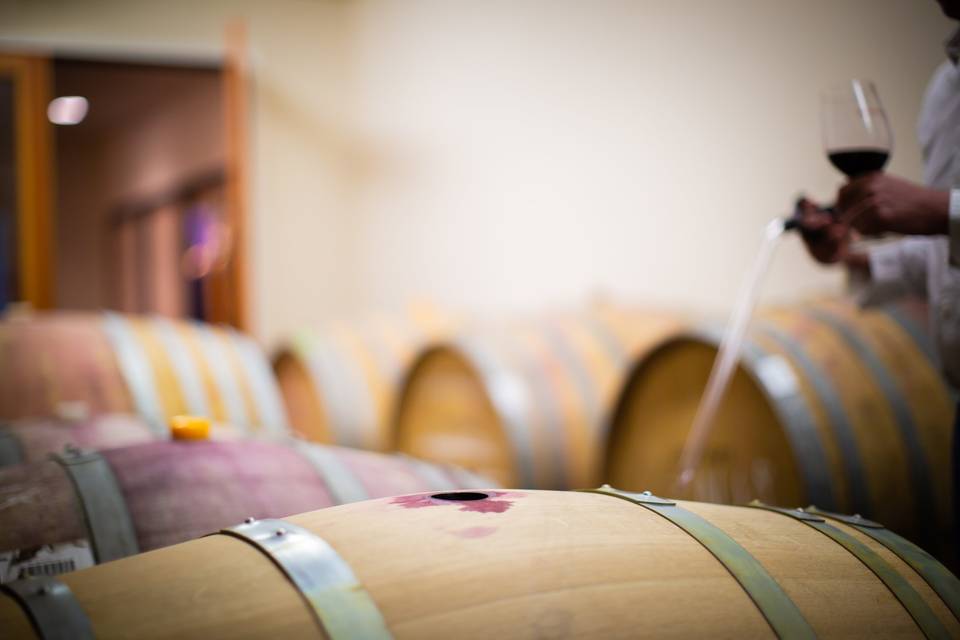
<box><xmin>676</xmin><ymin>217</ymin><xmax>787</xmax><ymax>491</ymax></box>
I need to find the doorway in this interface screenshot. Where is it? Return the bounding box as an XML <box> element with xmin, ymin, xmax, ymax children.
<box><xmin>0</xmin><ymin>44</ymin><xmax>249</xmax><ymax>329</ymax></box>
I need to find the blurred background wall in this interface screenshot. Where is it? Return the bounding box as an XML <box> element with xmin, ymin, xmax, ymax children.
<box><xmin>0</xmin><ymin>0</ymin><xmax>952</xmax><ymax>346</ymax></box>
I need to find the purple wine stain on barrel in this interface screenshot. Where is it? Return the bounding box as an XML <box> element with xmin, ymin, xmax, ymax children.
<box><xmin>452</xmin><ymin>526</ymin><xmax>498</xmax><ymax>539</ymax></box>
<box><xmin>390</xmin><ymin>491</ymin><xmax>517</xmax><ymax>513</ymax></box>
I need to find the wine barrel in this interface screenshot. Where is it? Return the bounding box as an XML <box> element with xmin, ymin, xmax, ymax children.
<box><xmin>0</xmin><ymin>438</ymin><xmax>490</xmax><ymax>582</ymax></box>
<box><xmin>396</xmin><ymin>311</ymin><xmax>680</xmax><ymax>488</ymax></box>
<box><xmin>607</xmin><ymin>299</ymin><xmax>954</xmax><ymax>558</ymax></box>
<box><xmin>2</xmin><ymin>487</ymin><xmax>958</xmax><ymax>638</ymax></box>
<box><xmin>0</xmin><ymin>414</ymin><xmax>252</xmax><ymax>467</ymax></box>
<box><xmin>0</xmin><ymin>312</ymin><xmax>290</xmax><ymax>436</ymax></box>
<box><xmin>274</xmin><ymin>313</ymin><xmax>456</xmax><ymax>450</ymax></box>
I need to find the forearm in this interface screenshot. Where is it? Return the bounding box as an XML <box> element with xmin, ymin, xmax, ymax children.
<box><xmin>896</xmin><ymin>188</ymin><xmax>950</xmax><ymax>236</ymax></box>
<box><xmin>843</xmin><ymin>252</ymin><xmax>871</xmax><ymax>278</ymax></box>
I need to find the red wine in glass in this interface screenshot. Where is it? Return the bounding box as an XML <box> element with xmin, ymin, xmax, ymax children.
<box><xmin>827</xmin><ymin>148</ymin><xmax>888</xmax><ymax>177</ymax></box>
<box><xmin>822</xmin><ymin>80</ymin><xmax>892</xmax><ymax>178</ymax></box>
<box><xmin>785</xmin><ymin>80</ymin><xmax>892</xmax><ymax>231</ymax></box>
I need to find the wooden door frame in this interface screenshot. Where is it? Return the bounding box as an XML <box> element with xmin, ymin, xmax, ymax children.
<box><xmin>218</xmin><ymin>19</ymin><xmax>250</xmax><ymax>332</ymax></box>
<box><xmin>0</xmin><ymin>36</ymin><xmax>251</xmax><ymax>330</ymax></box>
<box><xmin>0</xmin><ymin>53</ymin><xmax>54</xmax><ymax>310</ymax></box>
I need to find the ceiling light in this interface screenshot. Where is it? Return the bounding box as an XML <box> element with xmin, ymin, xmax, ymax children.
<box><xmin>47</xmin><ymin>96</ymin><xmax>89</xmax><ymax>125</ymax></box>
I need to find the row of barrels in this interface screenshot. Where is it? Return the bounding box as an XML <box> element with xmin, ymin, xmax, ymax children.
<box><xmin>0</xmin><ymin>302</ymin><xmax>957</xmax><ymax>637</ymax></box>
<box><xmin>391</xmin><ymin>298</ymin><xmax>954</xmax><ymax>561</ymax></box>
<box><xmin>0</xmin><ymin>300</ymin><xmax>954</xmax><ymax>557</ymax></box>
<box><xmin>3</xmin><ymin>488</ymin><xmax>959</xmax><ymax>638</ymax></box>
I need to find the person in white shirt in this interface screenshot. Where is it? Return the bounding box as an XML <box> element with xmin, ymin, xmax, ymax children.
<box><xmin>798</xmin><ymin>0</ymin><xmax>959</xmax><ymax>534</ymax></box>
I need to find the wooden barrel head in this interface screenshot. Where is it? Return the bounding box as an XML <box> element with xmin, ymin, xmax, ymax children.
<box><xmin>607</xmin><ymin>301</ymin><xmax>954</xmax><ymax>561</ymax></box>
<box><xmin>607</xmin><ymin>336</ymin><xmax>806</xmax><ymax>507</ymax></box>
<box><xmin>274</xmin><ymin>351</ymin><xmax>333</xmax><ymax>443</ymax></box>
<box><xmin>396</xmin><ymin>346</ymin><xmax>516</xmax><ymax>487</ymax></box>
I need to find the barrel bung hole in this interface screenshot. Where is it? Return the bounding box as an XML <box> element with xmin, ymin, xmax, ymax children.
<box><xmin>431</xmin><ymin>491</ymin><xmax>489</xmax><ymax>501</ymax></box>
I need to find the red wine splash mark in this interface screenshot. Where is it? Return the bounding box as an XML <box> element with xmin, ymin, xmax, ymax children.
<box><xmin>390</xmin><ymin>491</ymin><xmax>517</xmax><ymax>513</ymax></box>
<box><xmin>451</xmin><ymin>526</ymin><xmax>498</xmax><ymax>539</ymax></box>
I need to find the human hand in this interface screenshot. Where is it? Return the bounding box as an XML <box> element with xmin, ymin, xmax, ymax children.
<box><xmin>796</xmin><ymin>197</ymin><xmax>852</xmax><ymax>265</ymax></box>
<box><xmin>836</xmin><ymin>173</ymin><xmax>949</xmax><ymax>237</ymax></box>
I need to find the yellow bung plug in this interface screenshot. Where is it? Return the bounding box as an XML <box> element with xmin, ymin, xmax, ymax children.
<box><xmin>169</xmin><ymin>415</ymin><xmax>212</xmax><ymax>441</ymax></box>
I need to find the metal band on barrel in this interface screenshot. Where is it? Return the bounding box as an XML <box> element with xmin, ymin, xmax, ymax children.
<box><xmin>218</xmin><ymin>518</ymin><xmax>392</xmax><ymax>639</ymax></box>
<box><xmin>229</xmin><ymin>331</ymin><xmax>291</xmax><ymax>434</ymax></box>
<box><xmin>588</xmin><ymin>487</ymin><xmax>815</xmax><ymax>639</ymax></box>
<box><xmin>755</xmin><ymin>321</ymin><xmax>872</xmax><ymax>515</ymax></box>
<box><xmin>541</xmin><ymin>324</ymin><xmax>603</xmax><ymax>425</ymax></box>
<box><xmin>457</xmin><ymin>338</ymin><xmax>539</xmax><ymax>488</ymax></box>
<box><xmin>804</xmin><ymin>309</ymin><xmax>937</xmax><ymax>539</ymax></box>
<box><xmin>53</xmin><ymin>449</ymin><xmax>139</xmax><ymax>563</ymax></box>
<box><xmin>2</xmin><ymin>576</ymin><xmax>93</xmax><ymax>640</ymax></box>
<box><xmin>297</xmin><ymin>333</ymin><xmax>375</xmax><ymax>449</ymax></box>
<box><xmin>328</xmin><ymin>332</ymin><xmax>386</xmax><ymax>450</ymax></box>
<box><xmin>0</xmin><ymin>427</ymin><xmax>23</xmax><ymax>467</ymax></box>
<box><xmin>694</xmin><ymin>326</ymin><xmax>837</xmax><ymax>509</ymax></box>
<box><xmin>806</xmin><ymin>506</ymin><xmax>960</xmax><ymax>623</ymax></box>
<box><xmin>193</xmin><ymin>324</ymin><xmax>251</xmax><ymax>427</ymax></box>
<box><xmin>445</xmin><ymin>466</ymin><xmax>496</xmax><ymax>489</ymax></box>
<box><xmin>293</xmin><ymin>441</ymin><xmax>370</xmax><ymax>504</ymax></box>
<box><xmin>881</xmin><ymin>303</ymin><xmax>938</xmax><ymax>365</ymax></box>
<box><xmin>101</xmin><ymin>312</ymin><xmax>167</xmax><ymax>436</ymax></box>
<box><xmin>506</xmin><ymin>332</ymin><xmax>568</xmax><ymax>489</ymax></box>
<box><xmin>579</xmin><ymin>314</ymin><xmax>629</xmax><ymax>368</ymax></box>
<box><xmin>750</xmin><ymin>502</ymin><xmax>949</xmax><ymax>639</ymax></box>
<box><xmin>394</xmin><ymin>452</ymin><xmax>458</xmax><ymax>490</ymax></box>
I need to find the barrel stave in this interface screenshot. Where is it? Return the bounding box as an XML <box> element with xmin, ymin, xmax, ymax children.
<box><xmin>105</xmin><ymin>441</ymin><xmax>336</xmax><ymax>551</ymax></box>
<box><xmin>0</xmin><ymin>460</ymin><xmax>85</xmax><ymax>553</ymax></box>
<box><xmin>68</xmin><ymin>535</ymin><xmax>321</xmax><ymax>640</ymax></box>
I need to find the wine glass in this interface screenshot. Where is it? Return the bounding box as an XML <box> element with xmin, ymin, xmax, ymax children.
<box><xmin>821</xmin><ymin>80</ymin><xmax>892</xmax><ymax>178</ymax></box>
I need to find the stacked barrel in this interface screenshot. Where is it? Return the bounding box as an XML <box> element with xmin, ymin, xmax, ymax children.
<box><xmin>2</xmin><ymin>299</ymin><xmax>958</xmax><ymax>639</ymax></box>
<box><xmin>395</xmin><ymin>309</ymin><xmax>681</xmax><ymax>488</ymax></box>
<box><xmin>272</xmin><ymin>312</ymin><xmax>454</xmax><ymax>450</ymax></box>
<box><xmin>0</xmin><ymin>311</ymin><xmax>288</xmax><ymax>436</ymax></box>
<box><xmin>606</xmin><ymin>298</ymin><xmax>956</xmax><ymax>560</ymax></box>
<box><xmin>0</xmin><ymin>310</ymin><xmax>492</xmax><ymax>586</ymax></box>
<box><xmin>3</xmin><ymin>489</ymin><xmax>958</xmax><ymax>638</ymax></box>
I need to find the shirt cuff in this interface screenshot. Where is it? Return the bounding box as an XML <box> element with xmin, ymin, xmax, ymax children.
<box><xmin>950</xmin><ymin>188</ymin><xmax>960</xmax><ymax>268</ymax></box>
<box><xmin>868</xmin><ymin>241</ymin><xmax>907</xmax><ymax>285</ymax></box>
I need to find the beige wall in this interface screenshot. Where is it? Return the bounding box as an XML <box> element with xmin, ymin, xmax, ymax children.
<box><xmin>1</xmin><ymin>0</ymin><xmax>954</xmax><ymax>347</ymax></box>
<box><xmin>338</xmin><ymin>0</ymin><xmax>953</xmax><ymax>320</ymax></box>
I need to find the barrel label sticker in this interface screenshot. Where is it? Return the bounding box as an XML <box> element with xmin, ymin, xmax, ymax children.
<box><xmin>0</xmin><ymin>539</ymin><xmax>94</xmax><ymax>583</ymax></box>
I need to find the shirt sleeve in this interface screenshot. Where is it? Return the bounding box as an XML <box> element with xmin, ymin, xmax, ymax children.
<box><xmin>850</xmin><ymin>238</ymin><xmax>932</xmax><ymax>305</ymax></box>
<box><xmin>950</xmin><ymin>188</ymin><xmax>960</xmax><ymax>267</ymax></box>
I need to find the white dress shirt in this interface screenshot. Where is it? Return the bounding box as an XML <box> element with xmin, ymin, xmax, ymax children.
<box><xmin>860</xmin><ymin>29</ymin><xmax>960</xmax><ymax>389</ymax></box>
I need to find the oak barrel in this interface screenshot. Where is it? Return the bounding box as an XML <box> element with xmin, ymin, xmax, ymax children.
<box><xmin>395</xmin><ymin>311</ymin><xmax>680</xmax><ymax>488</ymax></box>
<box><xmin>0</xmin><ymin>414</ymin><xmax>253</xmax><ymax>467</ymax></box>
<box><xmin>1</xmin><ymin>488</ymin><xmax>958</xmax><ymax>638</ymax></box>
<box><xmin>0</xmin><ymin>312</ymin><xmax>289</xmax><ymax>435</ymax></box>
<box><xmin>0</xmin><ymin>438</ymin><xmax>490</xmax><ymax>582</ymax></box>
<box><xmin>606</xmin><ymin>299</ymin><xmax>954</xmax><ymax>558</ymax></box>
<box><xmin>274</xmin><ymin>313</ymin><xmax>456</xmax><ymax>450</ymax></box>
